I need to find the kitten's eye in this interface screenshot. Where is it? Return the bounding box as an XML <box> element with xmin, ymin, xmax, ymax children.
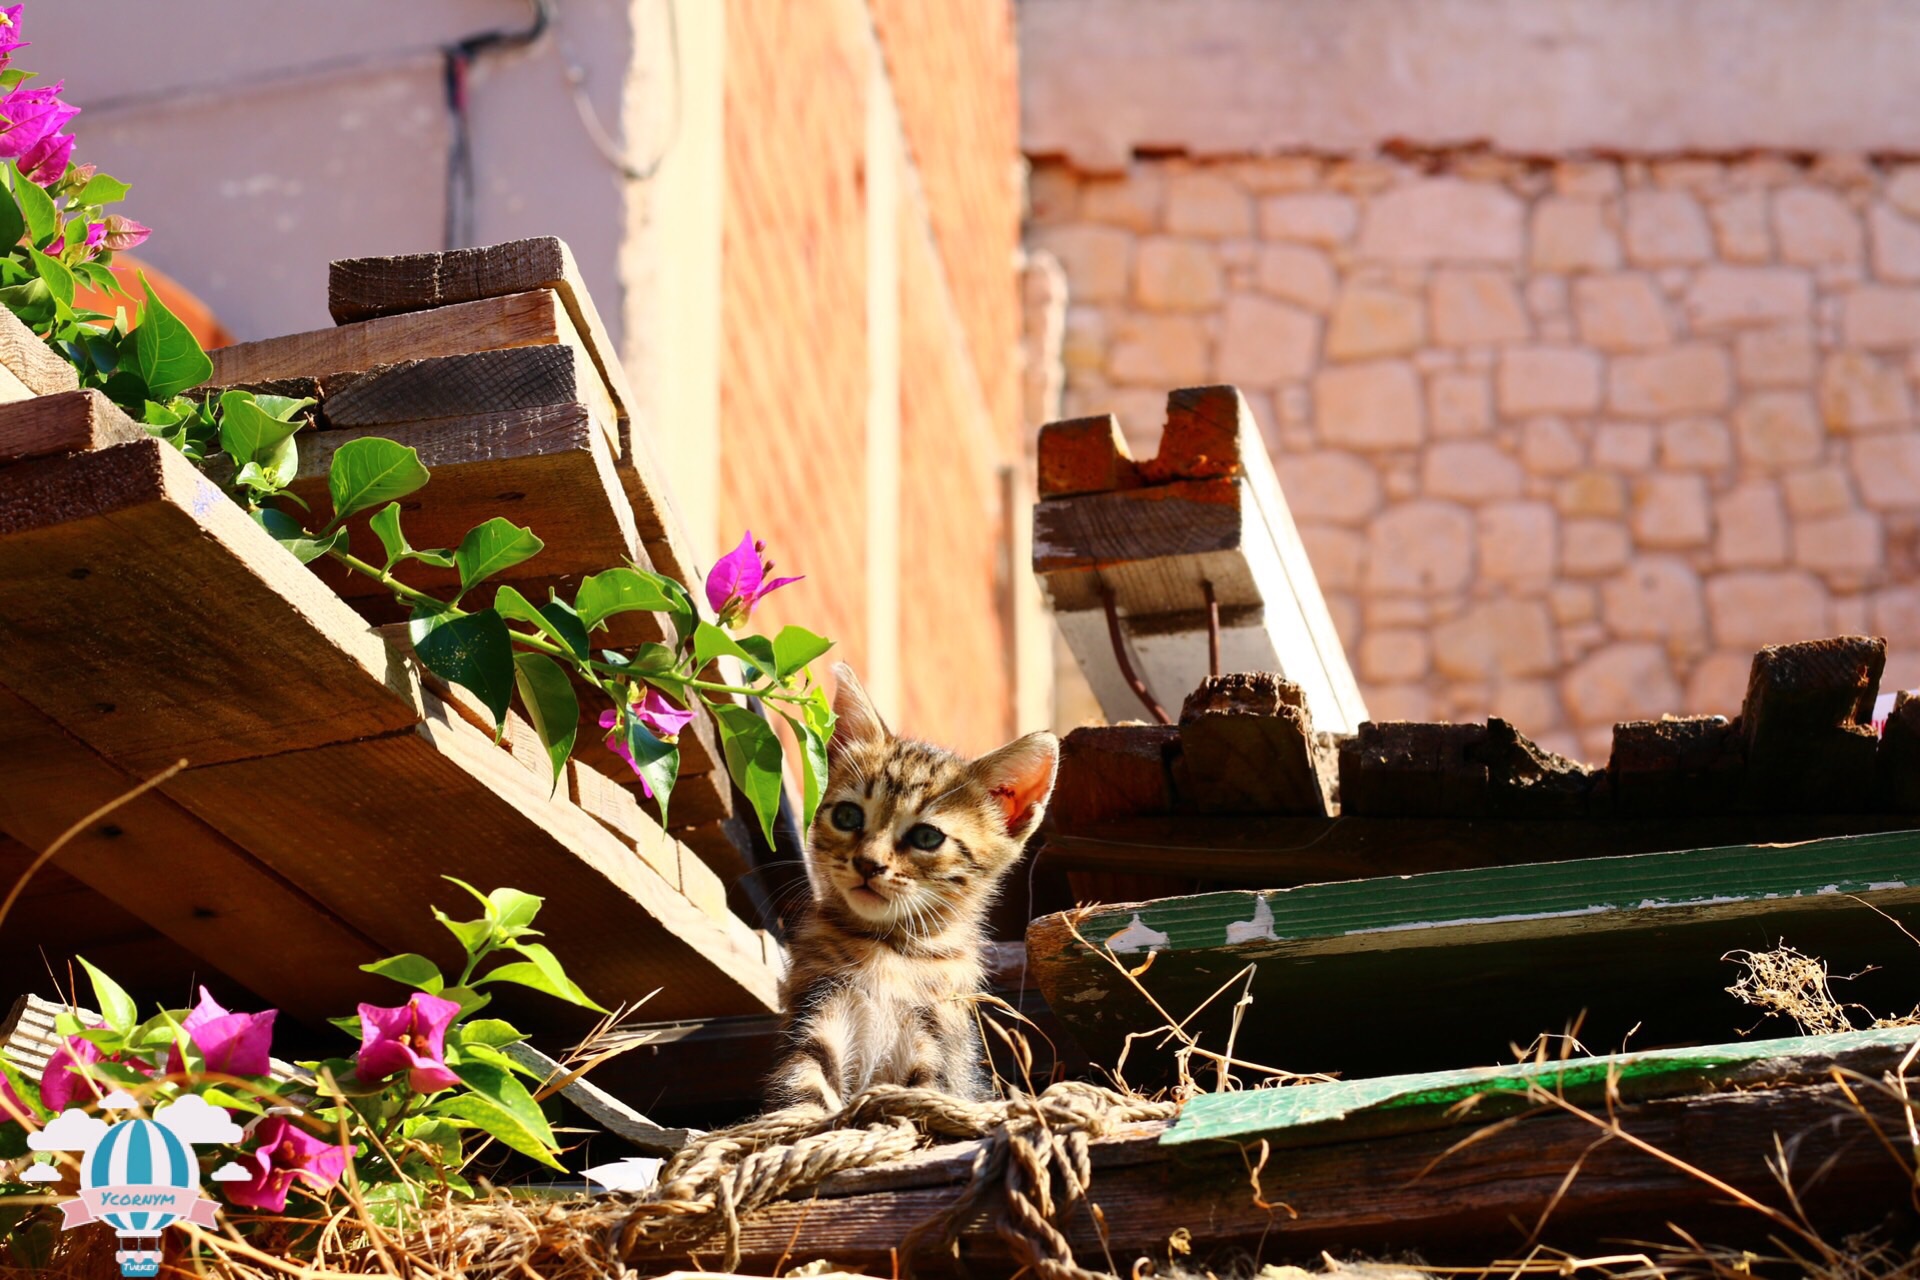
<box><xmin>829</xmin><ymin>801</ymin><xmax>865</xmax><ymax>832</ymax></box>
<box><xmin>904</xmin><ymin>823</ymin><xmax>946</xmax><ymax>852</ymax></box>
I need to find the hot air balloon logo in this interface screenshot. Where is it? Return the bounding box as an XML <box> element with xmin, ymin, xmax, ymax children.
<box><xmin>32</xmin><ymin>1093</ymin><xmax>236</xmax><ymax>1279</ymax></box>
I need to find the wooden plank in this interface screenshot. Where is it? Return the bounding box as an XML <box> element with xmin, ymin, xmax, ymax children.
<box><xmin>569</xmin><ymin>757</ymin><xmax>729</xmax><ymax>919</ymax></box>
<box><xmin>1028</xmin><ymin>831</ymin><xmax>1920</xmax><ymax>1080</ymax></box>
<box><xmin>163</xmin><ymin>691</ymin><xmax>780</xmax><ymax>1024</ymax></box>
<box><xmin>327</xmin><ymin>237</ymin><xmax>636</xmax><ymax>429</ymax></box>
<box><xmin>1739</xmin><ymin>636</ymin><xmax>1884</xmax><ymax>812</ymax></box>
<box><xmin>0</xmin><ymin>390</ymin><xmax>143</xmax><ymax>464</ymax></box>
<box><xmin>1174</xmin><ymin>672</ymin><xmax>1332</xmax><ymax>815</ymax></box>
<box><xmin>615</xmin><ymin>418</ymin><xmax>706</xmax><ymax>588</ymax></box>
<box><xmin>1881</xmin><ymin>693</ymin><xmax>1920</xmax><ymax>811</ymax></box>
<box><xmin>283</xmin><ymin>403</ymin><xmax>645</xmax><ymax>597</ymax></box>
<box><xmin>632</xmin><ymin>1078</ymin><xmax>1911</xmax><ymax>1272</ymax></box>
<box><xmin>0</xmin><ymin>439</ymin><xmax>423</xmax><ymax>773</ymax></box>
<box><xmin>1036</xmin><ymin>412</ymin><xmax>1141</xmax><ymax>498</ymax></box>
<box><xmin>0</xmin><ymin>306</ymin><xmax>79</xmax><ymax>396</ymax></box>
<box><xmin>1035</xmin><ymin>385</ymin><xmax>1365</xmax><ymax>733</ymax></box>
<box><xmin>1040</xmin><ymin>810</ymin><xmax>1920</xmax><ymax>880</ymax></box>
<box><xmin>1609</xmin><ymin>715</ymin><xmax>1741</xmax><ymax>815</ymax></box>
<box><xmin>320</xmin><ymin>346</ymin><xmax>600</xmax><ymax>429</ymax></box>
<box><xmin>0</xmin><ymin>686</ymin><xmax>388</xmax><ymax>1020</ymax></box>
<box><xmin>207</xmin><ymin>289</ymin><xmax>619</xmax><ymax>453</ymax></box>
<box><xmin>499</xmin><ymin>1039</ymin><xmax>699</xmax><ymax>1155</ymax></box>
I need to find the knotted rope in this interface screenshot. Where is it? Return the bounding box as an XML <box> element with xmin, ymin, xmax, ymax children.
<box><xmin>617</xmin><ymin>1080</ymin><xmax>1177</xmax><ymax>1277</ymax></box>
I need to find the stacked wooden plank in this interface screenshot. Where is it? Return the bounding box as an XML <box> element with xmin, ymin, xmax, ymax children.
<box><xmin>0</xmin><ymin>386</ymin><xmax>778</xmax><ymax>1028</ymax></box>
<box><xmin>202</xmin><ymin>237</ymin><xmax>744</xmax><ymax>881</ymax></box>
<box><xmin>1034</xmin><ymin>384</ymin><xmax>1366</xmax><ymax>734</ymax></box>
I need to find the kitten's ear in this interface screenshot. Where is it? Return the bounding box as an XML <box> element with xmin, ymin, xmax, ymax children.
<box><xmin>971</xmin><ymin>731</ymin><xmax>1059</xmax><ymax>841</ymax></box>
<box><xmin>828</xmin><ymin>662</ymin><xmax>890</xmax><ymax>756</ymax></box>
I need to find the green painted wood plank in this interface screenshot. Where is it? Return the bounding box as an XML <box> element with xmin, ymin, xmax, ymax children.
<box><xmin>1163</xmin><ymin>1024</ymin><xmax>1920</xmax><ymax>1145</ymax></box>
<box><xmin>1054</xmin><ymin>829</ymin><xmax>1920</xmax><ymax>960</ymax></box>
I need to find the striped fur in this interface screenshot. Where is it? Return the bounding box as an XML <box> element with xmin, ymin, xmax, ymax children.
<box><xmin>768</xmin><ymin>665</ymin><xmax>1058</xmax><ymax>1111</ymax></box>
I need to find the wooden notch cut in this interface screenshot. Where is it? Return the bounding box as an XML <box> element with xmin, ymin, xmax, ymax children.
<box><xmin>0</xmin><ymin>389</ymin><xmax>144</xmax><ymax>465</ymax></box>
<box><xmin>1142</xmin><ymin>383</ymin><xmax>1246</xmax><ymax>483</ymax></box>
<box><xmin>327</xmin><ymin>236</ymin><xmax>635</xmax><ymax>429</ymax></box>
<box><xmin>1739</xmin><ymin>635</ymin><xmax>1885</xmax><ymax>812</ymax></box>
<box><xmin>1037</xmin><ymin>413</ymin><xmax>1140</xmax><ymax>498</ymax></box>
<box><xmin>207</xmin><ymin>289</ymin><xmax>619</xmax><ymax>454</ymax></box>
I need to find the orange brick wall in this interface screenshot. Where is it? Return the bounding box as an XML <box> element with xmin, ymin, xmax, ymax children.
<box><xmin>719</xmin><ymin>0</ymin><xmax>1023</xmax><ymax>753</ymax></box>
<box><xmin>898</xmin><ymin>195</ymin><xmax>1015</xmax><ymax>756</ymax></box>
<box><xmin>869</xmin><ymin>0</ymin><xmax>1024</xmax><ymax>446</ymax></box>
<box><xmin>719</xmin><ymin>0</ymin><xmax>871</xmax><ymax>679</ymax></box>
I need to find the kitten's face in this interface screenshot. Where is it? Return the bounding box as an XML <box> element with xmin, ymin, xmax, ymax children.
<box><xmin>805</xmin><ymin>666</ymin><xmax>1058</xmax><ymax>934</ymax></box>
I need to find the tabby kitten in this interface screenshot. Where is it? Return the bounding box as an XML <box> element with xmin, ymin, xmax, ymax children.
<box><xmin>768</xmin><ymin>663</ymin><xmax>1059</xmax><ymax>1111</ymax></box>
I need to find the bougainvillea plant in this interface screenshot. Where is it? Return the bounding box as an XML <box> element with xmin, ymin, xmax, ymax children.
<box><xmin>0</xmin><ymin>883</ymin><xmax>611</xmax><ymax>1247</ymax></box>
<box><xmin>0</xmin><ymin>4</ymin><xmax>836</xmax><ymax>842</ymax></box>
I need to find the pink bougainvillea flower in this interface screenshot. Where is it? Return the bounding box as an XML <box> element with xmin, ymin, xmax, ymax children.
<box><xmin>354</xmin><ymin>992</ymin><xmax>460</xmax><ymax>1093</ymax></box>
<box><xmin>599</xmin><ymin>690</ymin><xmax>694</xmax><ymax>797</ymax></box>
<box><xmin>40</xmin><ymin>1028</ymin><xmax>149</xmax><ymax>1112</ymax></box>
<box><xmin>0</xmin><ymin>7</ymin><xmax>28</xmax><ymax>69</ymax></box>
<box><xmin>16</xmin><ymin>124</ymin><xmax>69</xmax><ymax>185</ymax></box>
<box><xmin>705</xmin><ymin>531</ymin><xmax>802</xmax><ymax>627</ymax></box>
<box><xmin>97</xmin><ymin>214</ymin><xmax>150</xmax><ymax>252</ymax></box>
<box><xmin>164</xmin><ymin>987</ymin><xmax>277</xmax><ymax>1079</ymax></box>
<box><xmin>0</xmin><ymin>1072</ymin><xmax>30</xmax><ymax>1126</ymax></box>
<box><xmin>0</xmin><ymin>77</ymin><xmax>77</xmax><ymax>162</ymax></box>
<box><xmin>83</xmin><ymin>221</ymin><xmax>105</xmax><ymax>252</ymax></box>
<box><xmin>220</xmin><ymin>1116</ymin><xmax>348</xmax><ymax>1213</ymax></box>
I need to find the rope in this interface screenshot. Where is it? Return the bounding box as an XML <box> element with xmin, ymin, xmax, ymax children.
<box><xmin>615</xmin><ymin>1080</ymin><xmax>1177</xmax><ymax>1276</ymax></box>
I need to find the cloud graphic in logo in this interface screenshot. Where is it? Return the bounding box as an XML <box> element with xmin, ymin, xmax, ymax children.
<box><xmin>99</xmin><ymin>1089</ymin><xmax>139</xmax><ymax>1112</ymax></box>
<box><xmin>153</xmin><ymin>1094</ymin><xmax>243</xmax><ymax>1145</ymax></box>
<box><xmin>209</xmin><ymin>1160</ymin><xmax>253</xmax><ymax>1183</ymax></box>
<box><xmin>18</xmin><ymin>1161</ymin><xmax>62</xmax><ymax>1183</ymax></box>
<box><xmin>29</xmin><ymin>1108</ymin><xmax>108</xmax><ymax>1152</ymax></box>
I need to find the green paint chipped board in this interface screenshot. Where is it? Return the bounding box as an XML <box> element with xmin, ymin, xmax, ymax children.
<box><xmin>1164</xmin><ymin>1024</ymin><xmax>1920</xmax><ymax>1145</ymax></box>
<box><xmin>1028</xmin><ymin>831</ymin><xmax>1920</xmax><ymax>1083</ymax></box>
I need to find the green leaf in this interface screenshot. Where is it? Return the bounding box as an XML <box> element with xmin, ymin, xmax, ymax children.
<box><xmin>76</xmin><ymin>957</ymin><xmax>137</xmax><ymax>1035</ymax></box>
<box><xmin>575</xmin><ymin>567</ymin><xmax>676</xmax><ymax>631</ymax></box>
<box><xmin>487</xmin><ymin>888</ymin><xmax>543</xmax><ymax>934</ymax></box>
<box><xmin>712</xmin><ymin>704</ymin><xmax>786</xmax><ymax>847</ymax></box>
<box><xmin>218</xmin><ymin>389</ymin><xmax>308</xmax><ymax>468</ymax></box>
<box><xmin>736</xmin><ymin>634</ymin><xmax>775</xmax><ymax>677</ymax></box>
<box><xmin>438</xmin><ymin>1072</ymin><xmax>562</xmax><ymax>1170</ymax></box>
<box><xmin>478</xmin><ymin>941</ymin><xmax>608</xmax><ymax>1013</ymax></box>
<box><xmin>368</xmin><ymin>502</ymin><xmax>454</xmax><ymax>570</ymax></box>
<box><xmin>130</xmin><ymin>272</ymin><xmax>213</xmax><ymax>399</ymax></box>
<box><xmin>458</xmin><ymin>1018</ymin><xmax>527</xmax><ymax>1048</ymax></box>
<box><xmin>494</xmin><ymin>585</ymin><xmax>591</xmax><ymax>658</ymax></box>
<box><xmin>438</xmin><ymin>985</ymin><xmax>492</xmax><ymax>1018</ymax></box>
<box><xmin>619</xmin><ymin>713</ymin><xmax>680</xmax><ymax>828</ymax></box>
<box><xmin>782</xmin><ymin>709</ymin><xmax>831</xmax><ymax>831</ymax></box>
<box><xmin>0</xmin><ymin>175</ymin><xmax>23</xmax><ymax>251</ymax></box>
<box><xmin>360</xmin><ymin>953</ymin><xmax>446</xmax><ymax>994</ymax></box>
<box><xmin>693</xmin><ymin>620</ymin><xmax>758</xmax><ymax>670</ymax></box>
<box><xmin>454</xmin><ymin>517</ymin><xmax>544</xmax><ymax>594</ymax></box>
<box><xmin>327</xmin><ymin>436</ymin><xmax>430</xmax><ymax>524</ymax></box>
<box><xmin>252</xmin><ymin>507</ymin><xmax>344</xmax><ymax>564</ymax></box>
<box><xmin>27</xmin><ymin>247</ymin><xmax>72</xmax><ymax>307</ymax></box>
<box><xmin>74</xmin><ymin>173</ymin><xmax>132</xmax><ymax>205</ymax></box>
<box><xmin>512</xmin><ymin>652</ymin><xmax>577</xmax><ymax>787</ymax></box>
<box><xmin>433</xmin><ymin>906</ymin><xmax>491</xmax><ymax>957</ymax></box>
<box><xmin>410</xmin><ymin>607</ymin><xmax>515</xmax><ymax>727</ymax></box>
<box><xmin>771</xmin><ymin>625</ymin><xmax>834</xmax><ymax>679</ymax></box>
<box><xmin>11</xmin><ymin>164</ymin><xmax>55</xmax><ymax>245</ymax></box>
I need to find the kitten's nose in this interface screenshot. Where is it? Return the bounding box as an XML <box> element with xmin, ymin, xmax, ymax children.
<box><xmin>851</xmin><ymin>854</ymin><xmax>882</xmax><ymax>881</ymax></box>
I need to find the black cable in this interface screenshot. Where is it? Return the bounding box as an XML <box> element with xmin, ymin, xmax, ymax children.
<box><xmin>442</xmin><ymin>0</ymin><xmax>553</xmax><ymax>249</ymax></box>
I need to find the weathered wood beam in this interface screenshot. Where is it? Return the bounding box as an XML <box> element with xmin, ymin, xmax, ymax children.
<box><xmin>1175</xmin><ymin>672</ymin><xmax>1333</xmax><ymax>815</ymax></box>
<box><xmin>0</xmin><ymin>390</ymin><xmax>144</xmax><ymax>464</ymax></box>
<box><xmin>1035</xmin><ymin>385</ymin><xmax>1365</xmax><ymax>733</ymax></box>
<box><xmin>207</xmin><ymin>289</ymin><xmax>619</xmax><ymax>454</ymax></box>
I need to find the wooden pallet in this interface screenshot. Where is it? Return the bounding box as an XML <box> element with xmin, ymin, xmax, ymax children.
<box><xmin>0</xmin><ymin>436</ymin><xmax>779</xmax><ymax>1026</ymax></box>
<box><xmin>632</xmin><ymin>1027</ymin><xmax>1920</xmax><ymax>1272</ymax></box>
<box><xmin>1034</xmin><ymin>385</ymin><xmax>1365</xmax><ymax>733</ymax></box>
<box><xmin>1027</xmin><ymin>830</ymin><xmax>1920</xmax><ymax>1082</ymax></box>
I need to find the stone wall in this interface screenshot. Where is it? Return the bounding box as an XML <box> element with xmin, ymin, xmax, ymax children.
<box><xmin>1029</xmin><ymin>153</ymin><xmax>1920</xmax><ymax>761</ymax></box>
